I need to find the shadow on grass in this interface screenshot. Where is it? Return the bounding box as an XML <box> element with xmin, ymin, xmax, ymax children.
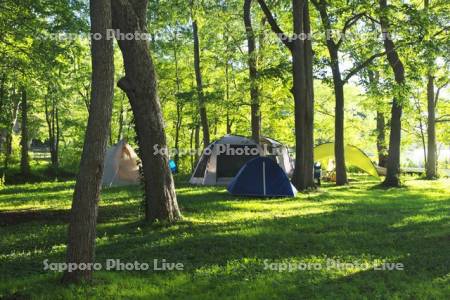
<box><xmin>1</xmin><ymin>179</ymin><xmax>449</xmax><ymax>298</ymax></box>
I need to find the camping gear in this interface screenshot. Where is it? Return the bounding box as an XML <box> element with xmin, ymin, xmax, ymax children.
<box><xmin>102</xmin><ymin>140</ymin><xmax>140</xmax><ymax>186</ymax></box>
<box><xmin>376</xmin><ymin>166</ymin><xmax>387</xmax><ymax>176</ymax></box>
<box><xmin>227</xmin><ymin>157</ymin><xmax>297</xmax><ymax>197</ymax></box>
<box><xmin>314</xmin><ymin>143</ymin><xmax>380</xmax><ymax>179</ymax></box>
<box><xmin>314</xmin><ymin>162</ymin><xmax>322</xmax><ymax>186</ymax></box>
<box><xmin>169</xmin><ymin>159</ymin><xmax>177</xmax><ymax>174</ymax></box>
<box><xmin>190</xmin><ymin>135</ymin><xmax>293</xmax><ymax>185</ymax></box>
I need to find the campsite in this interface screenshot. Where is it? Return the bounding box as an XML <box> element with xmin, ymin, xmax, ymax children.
<box><xmin>0</xmin><ymin>0</ymin><xmax>449</xmax><ymax>299</ymax></box>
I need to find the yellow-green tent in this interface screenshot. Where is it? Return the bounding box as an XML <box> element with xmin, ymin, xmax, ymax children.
<box><xmin>314</xmin><ymin>143</ymin><xmax>380</xmax><ymax>179</ymax></box>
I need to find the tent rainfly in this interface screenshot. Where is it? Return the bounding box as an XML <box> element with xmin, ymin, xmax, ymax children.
<box><xmin>190</xmin><ymin>135</ymin><xmax>293</xmax><ymax>185</ymax></box>
<box><xmin>227</xmin><ymin>157</ymin><xmax>297</xmax><ymax>197</ymax></box>
<box><xmin>314</xmin><ymin>143</ymin><xmax>380</xmax><ymax>179</ymax></box>
<box><xmin>102</xmin><ymin>140</ymin><xmax>140</xmax><ymax>187</ymax></box>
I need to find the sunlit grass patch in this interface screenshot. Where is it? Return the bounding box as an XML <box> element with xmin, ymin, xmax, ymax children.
<box><xmin>0</xmin><ymin>177</ymin><xmax>449</xmax><ymax>299</ymax></box>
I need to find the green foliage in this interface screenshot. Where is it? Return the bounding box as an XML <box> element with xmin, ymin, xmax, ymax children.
<box><xmin>0</xmin><ymin>0</ymin><xmax>448</xmax><ymax>175</ymax></box>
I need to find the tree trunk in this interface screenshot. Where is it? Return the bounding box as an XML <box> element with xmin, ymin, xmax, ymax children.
<box><xmin>45</xmin><ymin>90</ymin><xmax>59</xmax><ymax>171</ymax></box>
<box><xmin>20</xmin><ymin>86</ymin><xmax>30</xmax><ymax>176</ymax></box>
<box><xmin>257</xmin><ymin>0</ymin><xmax>315</xmax><ymax>190</ymax></box>
<box><xmin>0</xmin><ymin>74</ymin><xmax>4</xmax><ymax>117</ymax></box>
<box><xmin>4</xmin><ymin>91</ymin><xmax>19</xmax><ymax>169</ymax></box>
<box><xmin>111</xmin><ymin>0</ymin><xmax>181</xmax><ymax>222</ymax></box>
<box><xmin>225</xmin><ymin>62</ymin><xmax>233</xmax><ymax>135</ymax></box>
<box><xmin>190</xmin><ymin>124</ymin><xmax>195</xmax><ymax>171</ymax></box>
<box><xmin>62</xmin><ymin>0</ymin><xmax>115</xmax><ymax>284</ymax></box>
<box><xmin>312</xmin><ymin>1</ymin><xmax>347</xmax><ymax>185</ymax></box>
<box><xmin>376</xmin><ymin>111</ymin><xmax>388</xmax><ymax>167</ymax></box>
<box><xmin>333</xmin><ymin>79</ymin><xmax>347</xmax><ymax>185</ymax></box>
<box><xmin>302</xmin><ymin>0</ymin><xmax>315</xmax><ymax>189</ymax></box>
<box><xmin>173</xmin><ymin>38</ymin><xmax>182</xmax><ymax>167</ymax></box>
<box><xmin>379</xmin><ymin>0</ymin><xmax>405</xmax><ymax>187</ymax></box>
<box><xmin>194</xmin><ymin>122</ymin><xmax>200</xmax><ymax>162</ymax></box>
<box><xmin>192</xmin><ymin>19</ymin><xmax>210</xmax><ymax>147</ymax></box>
<box><xmin>117</xmin><ymin>93</ymin><xmax>125</xmax><ymax>143</ymax></box>
<box><xmin>244</xmin><ymin>0</ymin><xmax>261</xmax><ymax>143</ymax></box>
<box><xmin>326</xmin><ymin>45</ymin><xmax>347</xmax><ymax>185</ymax></box>
<box><xmin>291</xmin><ymin>0</ymin><xmax>308</xmax><ymax>190</ymax></box>
<box><xmin>426</xmin><ymin>75</ymin><xmax>437</xmax><ymax>178</ymax></box>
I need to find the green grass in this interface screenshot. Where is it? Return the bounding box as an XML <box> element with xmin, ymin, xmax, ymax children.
<box><xmin>0</xmin><ymin>177</ymin><xmax>449</xmax><ymax>299</ymax></box>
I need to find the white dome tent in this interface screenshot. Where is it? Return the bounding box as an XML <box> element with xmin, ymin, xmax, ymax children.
<box><xmin>102</xmin><ymin>139</ymin><xmax>141</xmax><ymax>187</ymax></box>
<box><xmin>189</xmin><ymin>135</ymin><xmax>293</xmax><ymax>185</ymax></box>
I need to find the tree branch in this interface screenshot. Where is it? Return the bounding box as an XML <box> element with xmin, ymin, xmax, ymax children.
<box><xmin>257</xmin><ymin>0</ymin><xmax>293</xmax><ymax>51</ymax></box>
<box><xmin>337</xmin><ymin>12</ymin><xmax>365</xmax><ymax>48</ymax></box>
<box><xmin>342</xmin><ymin>50</ymin><xmax>386</xmax><ymax>84</ymax></box>
<box><xmin>435</xmin><ymin>80</ymin><xmax>449</xmax><ymax>107</ymax></box>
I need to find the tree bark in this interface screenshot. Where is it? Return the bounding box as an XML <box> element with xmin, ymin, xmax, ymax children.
<box><xmin>117</xmin><ymin>92</ymin><xmax>125</xmax><ymax>143</ymax></box>
<box><xmin>244</xmin><ymin>0</ymin><xmax>261</xmax><ymax>143</ymax></box>
<box><xmin>257</xmin><ymin>0</ymin><xmax>315</xmax><ymax>190</ymax></box>
<box><xmin>111</xmin><ymin>0</ymin><xmax>181</xmax><ymax>222</ymax></box>
<box><xmin>302</xmin><ymin>0</ymin><xmax>315</xmax><ymax>189</ymax></box>
<box><xmin>379</xmin><ymin>0</ymin><xmax>405</xmax><ymax>187</ymax></box>
<box><xmin>376</xmin><ymin>111</ymin><xmax>388</xmax><ymax>167</ymax></box>
<box><xmin>4</xmin><ymin>89</ymin><xmax>19</xmax><ymax>170</ymax></box>
<box><xmin>62</xmin><ymin>0</ymin><xmax>115</xmax><ymax>284</ymax></box>
<box><xmin>426</xmin><ymin>75</ymin><xmax>437</xmax><ymax>178</ymax></box>
<box><xmin>312</xmin><ymin>1</ymin><xmax>347</xmax><ymax>185</ymax></box>
<box><xmin>45</xmin><ymin>88</ymin><xmax>59</xmax><ymax>171</ymax></box>
<box><xmin>173</xmin><ymin>37</ymin><xmax>183</xmax><ymax>167</ymax></box>
<box><xmin>192</xmin><ymin>19</ymin><xmax>210</xmax><ymax>147</ymax></box>
<box><xmin>368</xmin><ymin>69</ymin><xmax>388</xmax><ymax>167</ymax></box>
<box><xmin>20</xmin><ymin>86</ymin><xmax>30</xmax><ymax>176</ymax></box>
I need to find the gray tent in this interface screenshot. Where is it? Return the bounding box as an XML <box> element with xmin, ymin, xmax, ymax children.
<box><xmin>102</xmin><ymin>140</ymin><xmax>140</xmax><ymax>187</ymax></box>
<box><xmin>190</xmin><ymin>135</ymin><xmax>293</xmax><ymax>185</ymax></box>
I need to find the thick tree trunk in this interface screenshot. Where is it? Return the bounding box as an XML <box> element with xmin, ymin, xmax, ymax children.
<box><xmin>376</xmin><ymin>111</ymin><xmax>388</xmax><ymax>167</ymax></box>
<box><xmin>426</xmin><ymin>75</ymin><xmax>437</xmax><ymax>178</ymax></box>
<box><xmin>333</xmin><ymin>79</ymin><xmax>347</xmax><ymax>185</ymax></box>
<box><xmin>192</xmin><ymin>19</ymin><xmax>210</xmax><ymax>147</ymax></box>
<box><xmin>20</xmin><ymin>86</ymin><xmax>30</xmax><ymax>176</ymax></box>
<box><xmin>303</xmin><ymin>0</ymin><xmax>315</xmax><ymax>189</ymax></box>
<box><xmin>244</xmin><ymin>0</ymin><xmax>261</xmax><ymax>143</ymax></box>
<box><xmin>112</xmin><ymin>0</ymin><xmax>181</xmax><ymax>222</ymax></box>
<box><xmin>379</xmin><ymin>0</ymin><xmax>405</xmax><ymax>187</ymax></box>
<box><xmin>291</xmin><ymin>0</ymin><xmax>315</xmax><ymax>190</ymax></box>
<box><xmin>62</xmin><ymin>0</ymin><xmax>115</xmax><ymax>284</ymax></box>
<box><xmin>291</xmin><ymin>0</ymin><xmax>307</xmax><ymax>190</ymax></box>
<box><xmin>257</xmin><ymin>0</ymin><xmax>315</xmax><ymax>190</ymax></box>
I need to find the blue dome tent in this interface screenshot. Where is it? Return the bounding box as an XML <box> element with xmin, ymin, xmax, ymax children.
<box><xmin>227</xmin><ymin>157</ymin><xmax>297</xmax><ymax>197</ymax></box>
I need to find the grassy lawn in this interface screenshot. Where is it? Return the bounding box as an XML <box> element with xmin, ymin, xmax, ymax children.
<box><xmin>0</xmin><ymin>177</ymin><xmax>449</xmax><ymax>299</ymax></box>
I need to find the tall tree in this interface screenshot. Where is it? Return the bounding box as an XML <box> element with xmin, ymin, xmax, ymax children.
<box><xmin>426</xmin><ymin>74</ymin><xmax>437</xmax><ymax>178</ymax></box>
<box><xmin>257</xmin><ymin>0</ymin><xmax>315</xmax><ymax>190</ymax></box>
<box><xmin>111</xmin><ymin>0</ymin><xmax>181</xmax><ymax>222</ymax></box>
<box><xmin>62</xmin><ymin>0</ymin><xmax>115</xmax><ymax>283</ymax></box>
<box><xmin>311</xmin><ymin>0</ymin><xmax>387</xmax><ymax>185</ymax></box>
<box><xmin>379</xmin><ymin>0</ymin><xmax>406</xmax><ymax>187</ymax></box>
<box><xmin>19</xmin><ymin>86</ymin><xmax>30</xmax><ymax>176</ymax></box>
<box><xmin>45</xmin><ymin>85</ymin><xmax>60</xmax><ymax>170</ymax></box>
<box><xmin>191</xmin><ymin>3</ymin><xmax>210</xmax><ymax>147</ymax></box>
<box><xmin>244</xmin><ymin>0</ymin><xmax>261</xmax><ymax>143</ymax></box>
